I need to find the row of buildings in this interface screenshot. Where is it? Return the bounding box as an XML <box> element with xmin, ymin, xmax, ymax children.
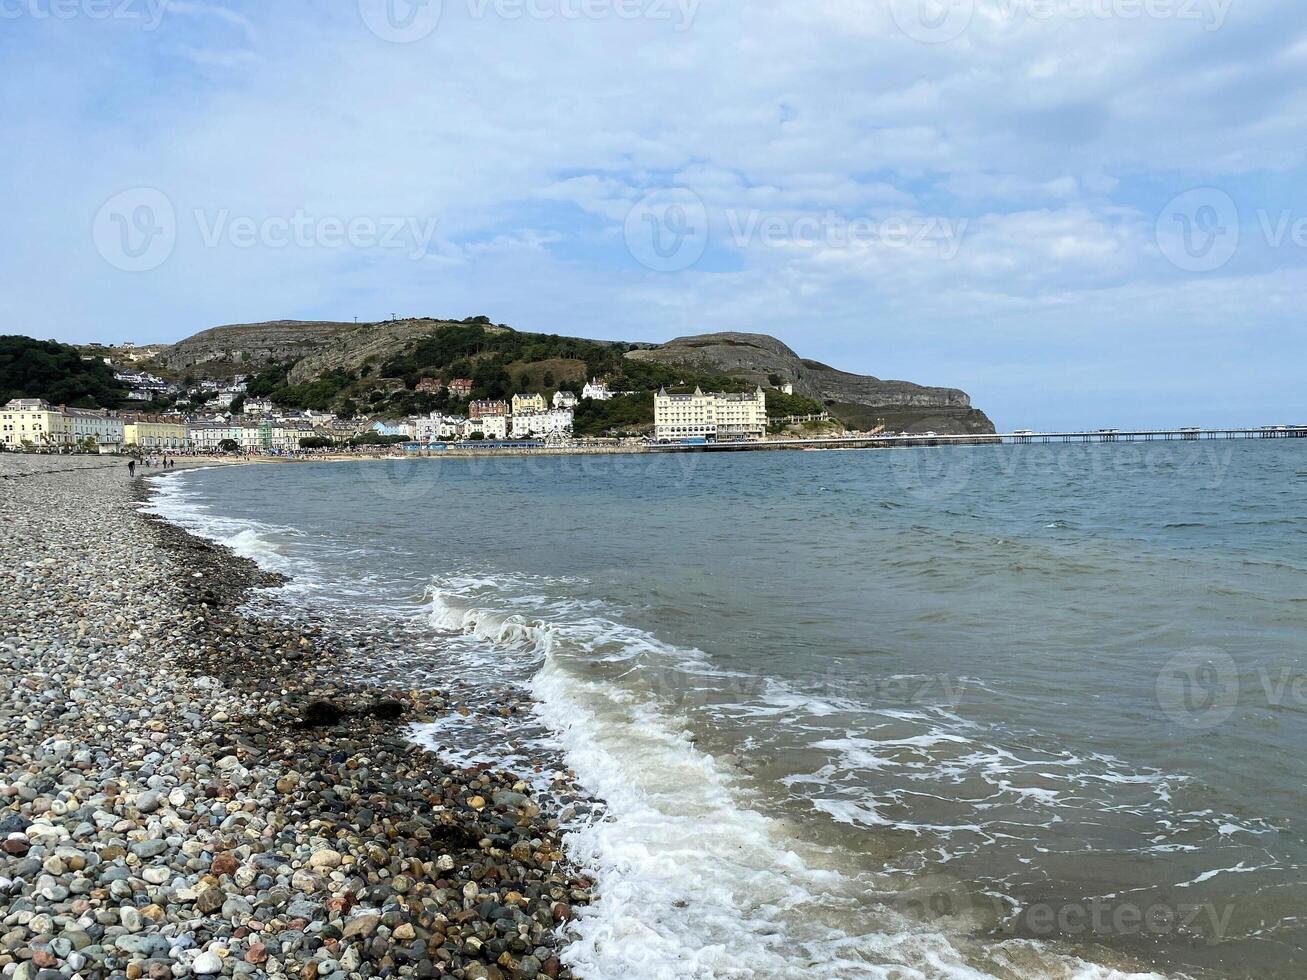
<box><xmin>3</xmin><ymin>381</ymin><xmax>772</xmax><ymax>453</ymax></box>
<box><xmin>0</xmin><ymin>400</ymin><xmax>353</xmax><ymax>453</ymax></box>
<box><xmin>0</xmin><ymin>400</ymin><xmax>192</xmax><ymax>451</ymax></box>
<box><xmin>0</xmin><ymin>395</ymin><xmax>581</xmax><ymax>453</ymax></box>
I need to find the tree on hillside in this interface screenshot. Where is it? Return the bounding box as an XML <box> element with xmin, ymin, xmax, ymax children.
<box><xmin>0</xmin><ymin>336</ymin><xmax>129</xmax><ymax>408</ymax></box>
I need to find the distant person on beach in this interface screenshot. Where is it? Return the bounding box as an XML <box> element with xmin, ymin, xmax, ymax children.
<box><xmin>128</xmin><ymin>460</ymin><xmax>136</xmax><ymax>477</ymax></box>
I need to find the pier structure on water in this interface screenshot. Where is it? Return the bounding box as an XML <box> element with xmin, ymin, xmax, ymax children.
<box><xmin>661</xmin><ymin>425</ymin><xmax>1307</xmax><ymax>452</ymax></box>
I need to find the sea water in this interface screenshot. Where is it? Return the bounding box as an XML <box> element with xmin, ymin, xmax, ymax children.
<box><xmin>146</xmin><ymin>441</ymin><xmax>1307</xmax><ymax>979</ymax></box>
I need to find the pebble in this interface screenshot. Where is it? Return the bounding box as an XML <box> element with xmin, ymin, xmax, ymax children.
<box><xmin>192</xmin><ymin>951</ymin><xmax>223</xmax><ymax>975</ymax></box>
<box><xmin>0</xmin><ymin>457</ymin><xmax>593</xmax><ymax>980</ymax></box>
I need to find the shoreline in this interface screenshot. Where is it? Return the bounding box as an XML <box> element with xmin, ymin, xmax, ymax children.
<box><xmin>0</xmin><ymin>456</ymin><xmax>593</xmax><ymax>980</ymax></box>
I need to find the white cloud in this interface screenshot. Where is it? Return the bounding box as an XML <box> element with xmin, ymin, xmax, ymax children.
<box><xmin>1</xmin><ymin>0</ymin><xmax>1304</xmax><ymax>426</ymax></box>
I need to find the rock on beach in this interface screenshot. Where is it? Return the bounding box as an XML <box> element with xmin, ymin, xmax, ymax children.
<box><xmin>0</xmin><ymin>456</ymin><xmax>593</xmax><ymax>979</ymax></box>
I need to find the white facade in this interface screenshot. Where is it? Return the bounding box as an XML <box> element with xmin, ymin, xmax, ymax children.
<box><xmin>188</xmin><ymin>422</ymin><xmax>260</xmax><ymax>452</ymax></box>
<box><xmin>244</xmin><ymin>398</ymin><xmax>274</xmax><ymax>416</ymax></box>
<box><xmin>511</xmin><ymin>408</ymin><xmax>574</xmax><ymax>439</ymax></box>
<box><xmin>552</xmin><ymin>390</ymin><xmax>579</xmax><ymax>409</ymax></box>
<box><xmin>461</xmin><ymin>414</ymin><xmax>508</xmax><ymax>440</ymax></box>
<box><xmin>415</xmin><ymin>414</ymin><xmax>464</xmax><ymax>442</ymax></box>
<box><xmin>654</xmin><ymin>387</ymin><xmax>768</xmax><ymax>441</ymax></box>
<box><xmin>582</xmin><ymin>379</ymin><xmax>612</xmax><ymax>401</ymax></box>
<box><xmin>65</xmin><ymin>408</ymin><xmax>125</xmax><ymax>450</ymax></box>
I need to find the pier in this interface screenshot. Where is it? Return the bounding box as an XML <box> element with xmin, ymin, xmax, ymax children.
<box><xmin>658</xmin><ymin>425</ymin><xmax>1307</xmax><ymax>453</ymax></box>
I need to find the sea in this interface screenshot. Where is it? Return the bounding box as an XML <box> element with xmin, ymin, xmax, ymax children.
<box><xmin>145</xmin><ymin>441</ymin><xmax>1307</xmax><ymax>980</ymax></box>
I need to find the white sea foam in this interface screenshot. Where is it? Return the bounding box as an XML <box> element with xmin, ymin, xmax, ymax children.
<box><xmin>143</xmin><ymin>473</ymin><xmax>308</xmax><ymax>578</ymax></box>
<box><xmin>425</xmin><ymin>577</ymin><xmax>1169</xmax><ymax>980</ymax></box>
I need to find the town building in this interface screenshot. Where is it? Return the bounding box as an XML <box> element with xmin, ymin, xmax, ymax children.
<box><xmin>415</xmin><ymin>413</ymin><xmax>464</xmax><ymax>443</ymax></box>
<box><xmin>370</xmin><ymin>418</ymin><xmax>416</xmax><ymax>440</ymax></box>
<box><xmin>553</xmin><ymin>390</ymin><xmax>579</xmax><ymax>409</ymax></box>
<box><xmin>447</xmin><ymin>378</ymin><xmax>474</xmax><ymax>399</ymax></box>
<box><xmin>416</xmin><ymin>378</ymin><xmax>445</xmax><ymax>394</ymax></box>
<box><xmin>65</xmin><ymin>408</ymin><xmax>125</xmax><ymax>451</ymax></box>
<box><xmin>251</xmin><ymin>420</ymin><xmax>319</xmax><ymax>452</ymax></box>
<box><xmin>512</xmin><ymin>392</ymin><xmax>547</xmax><ymax>416</ymax></box>
<box><xmin>582</xmin><ymin>379</ymin><xmax>612</xmax><ymax>401</ymax></box>
<box><xmin>469</xmin><ymin>399</ymin><xmax>508</xmax><ymax>420</ymax></box>
<box><xmin>511</xmin><ymin>408</ymin><xmax>574</xmax><ymax>439</ymax></box>
<box><xmin>777</xmin><ymin>382</ymin><xmax>794</xmax><ymax>395</ymax></box>
<box><xmin>210</xmin><ymin>386</ymin><xmax>248</xmax><ymax>409</ymax></box>
<box><xmin>187</xmin><ymin>421</ymin><xmax>259</xmax><ymax>452</ymax></box>
<box><xmin>243</xmin><ymin>398</ymin><xmax>274</xmax><ymax>415</ymax></box>
<box><xmin>115</xmin><ymin>370</ymin><xmax>178</xmax><ymax>402</ymax></box>
<box><xmin>653</xmin><ymin>387</ymin><xmax>768</xmax><ymax>442</ymax></box>
<box><xmin>123</xmin><ymin>415</ymin><xmax>188</xmax><ymax>450</ymax></box>
<box><xmin>461</xmin><ymin>414</ymin><xmax>508</xmax><ymax>440</ymax></box>
<box><xmin>0</xmin><ymin>399</ymin><xmax>74</xmax><ymax>450</ymax></box>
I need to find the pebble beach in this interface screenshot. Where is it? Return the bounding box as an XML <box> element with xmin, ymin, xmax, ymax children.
<box><xmin>0</xmin><ymin>455</ymin><xmax>592</xmax><ymax>980</ymax></box>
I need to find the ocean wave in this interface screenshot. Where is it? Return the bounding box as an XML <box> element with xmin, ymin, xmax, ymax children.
<box><xmin>423</xmin><ymin>575</ymin><xmax>1169</xmax><ymax>980</ymax></box>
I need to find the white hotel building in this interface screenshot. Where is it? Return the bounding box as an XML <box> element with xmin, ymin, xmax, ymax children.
<box><xmin>654</xmin><ymin>387</ymin><xmax>768</xmax><ymax>442</ymax></box>
<box><xmin>511</xmin><ymin>407</ymin><xmax>574</xmax><ymax>439</ymax></box>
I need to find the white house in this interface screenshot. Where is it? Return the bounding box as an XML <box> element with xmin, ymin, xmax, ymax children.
<box><xmin>370</xmin><ymin>418</ymin><xmax>416</xmax><ymax>440</ymax></box>
<box><xmin>582</xmin><ymin>378</ymin><xmax>612</xmax><ymax>401</ymax></box>
<box><xmin>243</xmin><ymin>398</ymin><xmax>274</xmax><ymax>416</ymax></box>
<box><xmin>654</xmin><ymin>387</ymin><xmax>767</xmax><ymax>442</ymax></box>
<box><xmin>553</xmin><ymin>390</ymin><xmax>579</xmax><ymax>409</ymax></box>
<box><xmin>511</xmin><ymin>407</ymin><xmax>574</xmax><ymax>439</ymax></box>
<box><xmin>460</xmin><ymin>414</ymin><xmax>508</xmax><ymax>440</ymax></box>
<box><xmin>415</xmin><ymin>413</ymin><xmax>464</xmax><ymax>442</ymax></box>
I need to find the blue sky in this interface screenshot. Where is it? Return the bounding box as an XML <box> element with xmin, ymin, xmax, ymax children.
<box><xmin>2</xmin><ymin>0</ymin><xmax>1305</xmax><ymax>429</ymax></box>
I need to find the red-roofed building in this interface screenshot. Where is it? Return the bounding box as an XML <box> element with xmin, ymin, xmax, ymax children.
<box><xmin>448</xmin><ymin>378</ymin><xmax>474</xmax><ymax>399</ymax></box>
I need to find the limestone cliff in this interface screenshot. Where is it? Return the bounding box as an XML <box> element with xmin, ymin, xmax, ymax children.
<box><xmin>626</xmin><ymin>332</ymin><xmax>995</xmax><ymax>434</ymax></box>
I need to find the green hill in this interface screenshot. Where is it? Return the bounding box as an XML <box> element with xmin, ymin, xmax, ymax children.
<box><xmin>0</xmin><ymin>336</ymin><xmax>128</xmax><ymax>409</ymax></box>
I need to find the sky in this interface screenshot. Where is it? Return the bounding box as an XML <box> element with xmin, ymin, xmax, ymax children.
<box><xmin>2</xmin><ymin>0</ymin><xmax>1305</xmax><ymax>430</ymax></box>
